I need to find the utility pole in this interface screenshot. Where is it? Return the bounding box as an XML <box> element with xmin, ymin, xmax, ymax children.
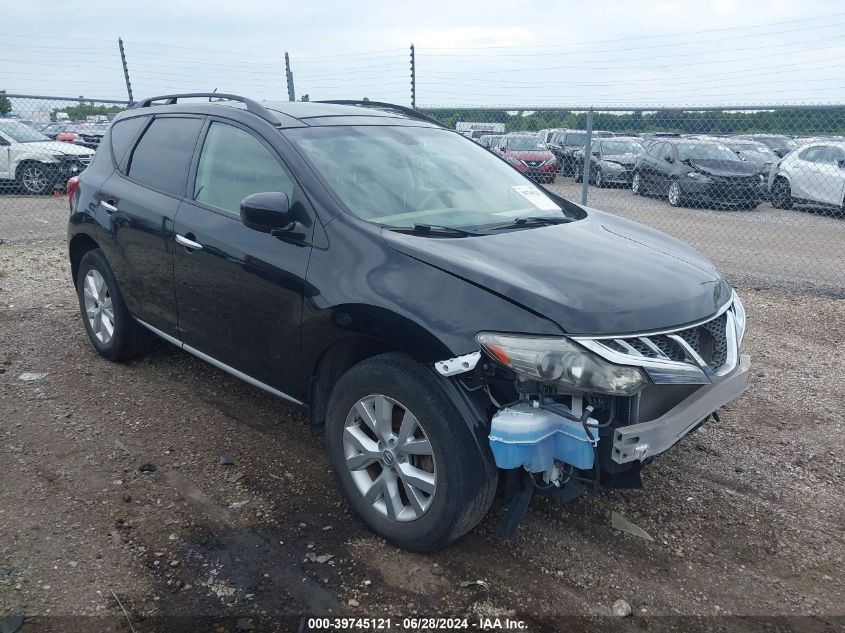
<box><xmin>118</xmin><ymin>37</ymin><xmax>134</xmax><ymax>105</ymax></box>
<box><xmin>409</xmin><ymin>43</ymin><xmax>416</xmax><ymax>109</ymax></box>
<box><xmin>285</xmin><ymin>52</ymin><xmax>296</xmax><ymax>101</ymax></box>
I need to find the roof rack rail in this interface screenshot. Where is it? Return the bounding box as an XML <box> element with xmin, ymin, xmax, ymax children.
<box><xmin>132</xmin><ymin>93</ymin><xmax>279</xmax><ymax>126</ymax></box>
<box><xmin>317</xmin><ymin>100</ymin><xmax>444</xmax><ymax>128</ymax></box>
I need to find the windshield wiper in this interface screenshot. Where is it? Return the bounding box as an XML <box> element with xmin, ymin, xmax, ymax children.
<box><xmin>488</xmin><ymin>216</ymin><xmax>574</xmax><ymax>231</ymax></box>
<box><xmin>388</xmin><ymin>223</ymin><xmax>483</xmax><ymax>237</ymax></box>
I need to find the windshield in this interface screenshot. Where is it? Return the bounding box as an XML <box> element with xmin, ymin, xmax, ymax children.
<box><xmin>758</xmin><ymin>136</ymin><xmax>797</xmax><ymax>150</ymax></box>
<box><xmin>288</xmin><ymin>126</ymin><xmax>566</xmax><ymax>229</ymax></box>
<box><xmin>726</xmin><ymin>142</ymin><xmax>777</xmax><ymax>160</ymax></box>
<box><xmin>506</xmin><ymin>137</ymin><xmax>547</xmax><ymax>151</ymax></box>
<box><xmin>676</xmin><ymin>142</ymin><xmax>740</xmax><ymax>162</ymax></box>
<box><xmin>0</xmin><ymin>120</ymin><xmax>50</xmax><ymax>143</ymax></box>
<box><xmin>565</xmin><ymin>133</ymin><xmax>587</xmax><ymax>147</ymax></box>
<box><xmin>601</xmin><ymin>140</ymin><xmax>643</xmax><ymax>155</ymax></box>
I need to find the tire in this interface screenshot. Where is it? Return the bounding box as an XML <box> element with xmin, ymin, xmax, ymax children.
<box><xmin>631</xmin><ymin>171</ymin><xmax>646</xmax><ymax>195</ymax></box>
<box><xmin>771</xmin><ymin>178</ymin><xmax>793</xmax><ymax>210</ymax></box>
<box><xmin>668</xmin><ymin>180</ymin><xmax>684</xmax><ymax>207</ymax></box>
<box><xmin>16</xmin><ymin>161</ymin><xmax>56</xmax><ymax>195</ymax></box>
<box><xmin>594</xmin><ymin>168</ymin><xmax>605</xmax><ymax>188</ymax></box>
<box><xmin>325</xmin><ymin>352</ymin><xmax>497</xmax><ymax>551</ymax></box>
<box><xmin>574</xmin><ymin>166</ymin><xmax>583</xmax><ymax>183</ymax></box>
<box><xmin>76</xmin><ymin>249</ymin><xmax>148</xmax><ymax>362</ymax></box>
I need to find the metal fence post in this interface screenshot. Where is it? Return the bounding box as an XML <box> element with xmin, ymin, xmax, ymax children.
<box><xmin>580</xmin><ymin>107</ymin><xmax>593</xmax><ymax>205</ymax></box>
<box><xmin>118</xmin><ymin>37</ymin><xmax>133</xmax><ymax>105</ymax></box>
<box><xmin>410</xmin><ymin>44</ymin><xmax>416</xmax><ymax>109</ymax></box>
<box><xmin>285</xmin><ymin>53</ymin><xmax>296</xmax><ymax>101</ymax></box>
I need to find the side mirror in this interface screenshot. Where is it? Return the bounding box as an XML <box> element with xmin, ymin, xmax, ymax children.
<box><xmin>592</xmin><ymin>151</ymin><xmax>600</xmax><ymax>156</ymax></box>
<box><xmin>240</xmin><ymin>192</ymin><xmax>292</xmax><ymax>233</ymax></box>
<box><xmin>837</xmin><ymin>159</ymin><xmax>845</xmax><ymax>169</ymax></box>
<box><xmin>498</xmin><ymin>146</ymin><xmax>506</xmax><ymax>152</ymax></box>
<box><xmin>0</xmin><ymin>136</ymin><xmax>9</xmax><ymax>146</ymax></box>
<box><xmin>664</xmin><ymin>156</ymin><xmax>673</xmax><ymax>163</ymax></box>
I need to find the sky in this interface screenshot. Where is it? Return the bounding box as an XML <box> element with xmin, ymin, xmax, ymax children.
<box><xmin>3</xmin><ymin>0</ymin><xmax>845</xmax><ymax>108</ymax></box>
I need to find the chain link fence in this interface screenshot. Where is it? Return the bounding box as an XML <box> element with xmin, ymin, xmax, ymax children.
<box><xmin>422</xmin><ymin>105</ymin><xmax>845</xmax><ymax>295</ymax></box>
<box><xmin>0</xmin><ymin>95</ymin><xmax>843</xmax><ymax>294</ymax></box>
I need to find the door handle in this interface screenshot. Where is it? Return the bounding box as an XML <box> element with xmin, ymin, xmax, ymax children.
<box><xmin>100</xmin><ymin>200</ymin><xmax>117</xmax><ymax>213</ymax></box>
<box><xmin>176</xmin><ymin>234</ymin><xmax>203</xmax><ymax>250</ymax></box>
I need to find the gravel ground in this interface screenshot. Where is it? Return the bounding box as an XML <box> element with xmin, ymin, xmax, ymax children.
<box><xmin>1</xmin><ymin>231</ymin><xmax>844</xmax><ymax>632</ymax></box>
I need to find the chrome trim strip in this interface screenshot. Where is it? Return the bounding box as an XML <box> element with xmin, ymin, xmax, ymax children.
<box><xmin>136</xmin><ymin>319</ymin><xmax>304</xmax><ymax>406</ymax></box>
<box><xmin>638</xmin><ymin>336</ymin><xmax>669</xmax><ymax>359</ymax></box>
<box><xmin>613</xmin><ymin>338</ymin><xmax>644</xmax><ymax>356</ymax></box>
<box><xmin>176</xmin><ymin>234</ymin><xmax>203</xmax><ymax>250</ymax></box>
<box><xmin>571</xmin><ymin>297</ymin><xmax>733</xmax><ymax>341</ymax></box>
<box><xmin>576</xmin><ymin>338</ymin><xmax>712</xmax><ymax>384</ymax></box>
<box><xmin>667</xmin><ymin>334</ymin><xmax>709</xmax><ymax>369</ymax></box>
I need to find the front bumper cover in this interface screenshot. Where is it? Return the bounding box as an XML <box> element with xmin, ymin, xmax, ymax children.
<box><xmin>611</xmin><ymin>353</ymin><xmax>750</xmax><ymax>464</ymax></box>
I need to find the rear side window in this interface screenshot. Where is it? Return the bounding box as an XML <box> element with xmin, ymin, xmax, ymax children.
<box><xmin>110</xmin><ymin>116</ymin><xmax>149</xmax><ymax>171</ymax></box>
<box><xmin>800</xmin><ymin>146</ymin><xmax>824</xmax><ymax>163</ymax></box>
<box><xmin>127</xmin><ymin>117</ymin><xmax>203</xmax><ymax>196</ymax></box>
<box><xmin>193</xmin><ymin>122</ymin><xmax>294</xmax><ymax>217</ymax></box>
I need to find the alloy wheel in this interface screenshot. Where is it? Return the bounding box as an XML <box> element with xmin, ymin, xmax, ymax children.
<box><xmin>343</xmin><ymin>394</ymin><xmax>436</xmax><ymax>522</ymax></box>
<box><xmin>595</xmin><ymin>169</ymin><xmax>603</xmax><ymax>187</ymax></box>
<box><xmin>83</xmin><ymin>269</ymin><xmax>115</xmax><ymax>345</ymax></box>
<box><xmin>632</xmin><ymin>173</ymin><xmax>641</xmax><ymax>194</ymax></box>
<box><xmin>669</xmin><ymin>181</ymin><xmax>681</xmax><ymax>206</ymax></box>
<box><xmin>21</xmin><ymin>165</ymin><xmax>50</xmax><ymax>194</ymax></box>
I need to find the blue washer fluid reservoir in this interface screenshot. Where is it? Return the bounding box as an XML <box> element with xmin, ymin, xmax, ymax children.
<box><xmin>489</xmin><ymin>402</ymin><xmax>597</xmax><ymax>472</ymax></box>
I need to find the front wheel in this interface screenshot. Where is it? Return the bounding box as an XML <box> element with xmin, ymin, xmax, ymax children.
<box><xmin>17</xmin><ymin>161</ymin><xmax>55</xmax><ymax>195</ymax></box>
<box><xmin>594</xmin><ymin>168</ymin><xmax>605</xmax><ymax>188</ymax></box>
<box><xmin>574</xmin><ymin>166</ymin><xmax>583</xmax><ymax>183</ymax></box>
<box><xmin>668</xmin><ymin>180</ymin><xmax>684</xmax><ymax>207</ymax></box>
<box><xmin>631</xmin><ymin>171</ymin><xmax>646</xmax><ymax>195</ymax></box>
<box><xmin>771</xmin><ymin>178</ymin><xmax>793</xmax><ymax>210</ymax></box>
<box><xmin>325</xmin><ymin>353</ymin><xmax>496</xmax><ymax>551</ymax></box>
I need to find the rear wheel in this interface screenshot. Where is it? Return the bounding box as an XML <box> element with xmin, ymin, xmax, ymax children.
<box><xmin>771</xmin><ymin>178</ymin><xmax>793</xmax><ymax>210</ymax></box>
<box><xmin>668</xmin><ymin>180</ymin><xmax>684</xmax><ymax>207</ymax></box>
<box><xmin>325</xmin><ymin>353</ymin><xmax>496</xmax><ymax>551</ymax></box>
<box><xmin>76</xmin><ymin>249</ymin><xmax>148</xmax><ymax>361</ymax></box>
<box><xmin>574</xmin><ymin>166</ymin><xmax>583</xmax><ymax>183</ymax></box>
<box><xmin>594</xmin><ymin>167</ymin><xmax>605</xmax><ymax>188</ymax></box>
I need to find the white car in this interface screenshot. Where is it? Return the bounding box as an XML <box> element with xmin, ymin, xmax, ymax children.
<box><xmin>769</xmin><ymin>141</ymin><xmax>845</xmax><ymax>212</ymax></box>
<box><xmin>0</xmin><ymin>119</ymin><xmax>95</xmax><ymax>195</ymax></box>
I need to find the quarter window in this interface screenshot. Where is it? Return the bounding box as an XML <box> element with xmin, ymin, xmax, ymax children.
<box><xmin>800</xmin><ymin>146</ymin><xmax>825</xmax><ymax>163</ymax></box>
<box><xmin>822</xmin><ymin>146</ymin><xmax>845</xmax><ymax>164</ymax></box>
<box><xmin>194</xmin><ymin>122</ymin><xmax>294</xmax><ymax>217</ymax></box>
<box><xmin>127</xmin><ymin>117</ymin><xmax>203</xmax><ymax>195</ymax></box>
<box><xmin>110</xmin><ymin>116</ymin><xmax>149</xmax><ymax>172</ymax></box>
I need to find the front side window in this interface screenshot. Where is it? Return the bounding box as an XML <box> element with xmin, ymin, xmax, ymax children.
<box><xmin>800</xmin><ymin>146</ymin><xmax>825</xmax><ymax>163</ymax></box>
<box><xmin>287</xmin><ymin>125</ymin><xmax>567</xmax><ymax>230</ymax></box>
<box><xmin>194</xmin><ymin>122</ymin><xmax>294</xmax><ymax>217</ymax></box>
<box><xmin>821</xmin><ymin>146</ymin><xmax>845</xmax><ymax>165</ymax></box>
<box><xmin>127</xmin><ymin>117</ymin><xmax>203</xmax><ymax>195</ymax></box>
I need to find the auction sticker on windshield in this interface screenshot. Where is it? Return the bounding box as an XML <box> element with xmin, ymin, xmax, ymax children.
<box><xmin>511</xmin><ymin>185</ymin><xmax>560</xmax><ymax>211</ymax></box>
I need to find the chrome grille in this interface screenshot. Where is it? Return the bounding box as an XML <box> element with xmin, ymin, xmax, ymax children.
<box><xmin>574</xmin><ymin>296</ymin><xmax>743</xmax><ymax>385</ymax></box>
<box><xmin>79</xmin><ymin>156</ymin><xmax>92</xmax><ymax>165</ymax></box>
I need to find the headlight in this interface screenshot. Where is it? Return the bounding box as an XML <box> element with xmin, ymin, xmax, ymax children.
<box><xmin>732</xmin><ymin>290</ymin><xmax>746</xmax><ymax>346</ymax></box>
<box><xmin>476</xmin><ymin>333</ymin><xmax>647</xmax><ymax>395</ymax></box>
<box><xmin>686</xmin><ymin>172</ymin><xmax>711</xmax><ymax>182</ymax></box>
<box><xmin>601</xmin><ymin>160</ymin><xmax>624</xmax><ymax>170</ymax></box>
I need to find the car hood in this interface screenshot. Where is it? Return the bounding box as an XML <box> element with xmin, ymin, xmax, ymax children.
<box><xmin>508</xmin><ymin>150</ymin><xmax>554</xmax><ymax>161</ymax></box>
<box><xmin>602</xmin><ymin>153</ymin><xmax>639</xmax><ymax>164</ymax></box>
<box><xmin>382</xmin><ymin>208</ymin><xmax>731</xmax><ymax>335</ymax></box>
<box><xmin>686</xmin><ymin>158</ymin><xmax>759</xmax><ymax>177</ymax></box>
<box><xmin>18</xmin><ymin>141</ymin><xmax>95</xmax><ymax>157</ymax></box>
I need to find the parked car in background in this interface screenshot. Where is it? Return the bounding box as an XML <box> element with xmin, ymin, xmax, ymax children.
<box><xmin>632</xmin><ymin>138</ymin><xmax>764</xmax><ymax>209</ymax></box>
<box><xmin>693</xmin><ymin>136</ymin><xmax>778</xmax><ymax>199</ymax></box>
<box><xmin>769</xmin><ymin>141</ymin><xmax>845</xmax><ymax>212</ymax></box>
<box><xmin>496</xmin><ymin>133</ymin><xmax>557</xmax><ymax>183</ymax></box>
<box><xmin>735</xmin><ymin>134</ymin><xmax>797</xmax><ymax>158</ymax></box>
<box><xmin>0</xmin><ymin>119</ymin><xmax>95</xmax><ymax>195</ymax></box>
<box><xmin>68</xmin><ymin>94</ymin><xmax>749</xmax><ymax>551</ymax></box>
<box><xmin>548</xmin><ymin>129</ymin><xmax>614</xmax><ymax>176</ymax></box>
<box><xmin>478</xmin><ymin>134</ymin><xmax>504</xmax><ymax>151</ymax></box>
<box><xmin>41</xmin><ymin>122</ymin><xmax>109</xmax><ymax>149</ymax></box>
<box><xmin>536</xmin><ymin>128</ymin><xmax>564</xmax><ymax>144</ymax></box>
<box><xmin>572</xmin><ymin>137</ymin><xmax>644</xmax><ymax>187</ymax></box>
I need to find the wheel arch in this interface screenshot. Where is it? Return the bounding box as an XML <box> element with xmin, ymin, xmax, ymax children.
<box><xmin>69</xmin><ymin>232</ymin><xmax>101</xmax><ymax>285</ymax></box>
<box><xmin>303</xmin><ymin>305</ymin><xmax>456</xmax><ymax>434</ymax></box>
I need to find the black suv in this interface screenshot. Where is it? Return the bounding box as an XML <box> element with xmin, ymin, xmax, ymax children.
<box><xmin>68</xmin><ymin>94</ymin><xmax>750</xmax><ymax>551</ymax></box>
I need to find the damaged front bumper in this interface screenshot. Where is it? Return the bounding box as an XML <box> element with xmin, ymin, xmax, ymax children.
<box><xmin>612</xmin><ymin>353</ymin><xmax>750</xmax><ymax>463</ymax></box>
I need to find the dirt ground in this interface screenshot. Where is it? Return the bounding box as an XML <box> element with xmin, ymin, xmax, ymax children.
<box><xmin>1</xmin><ymin>236</ymin><xmax>844</xmax><ymax>633</ymax></box>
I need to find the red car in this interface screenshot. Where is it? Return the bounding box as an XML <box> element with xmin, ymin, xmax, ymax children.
<box><xmin>496</xmin><ymin>134</ymin><xmax>557</xmax><ymax>183</ymax></box>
